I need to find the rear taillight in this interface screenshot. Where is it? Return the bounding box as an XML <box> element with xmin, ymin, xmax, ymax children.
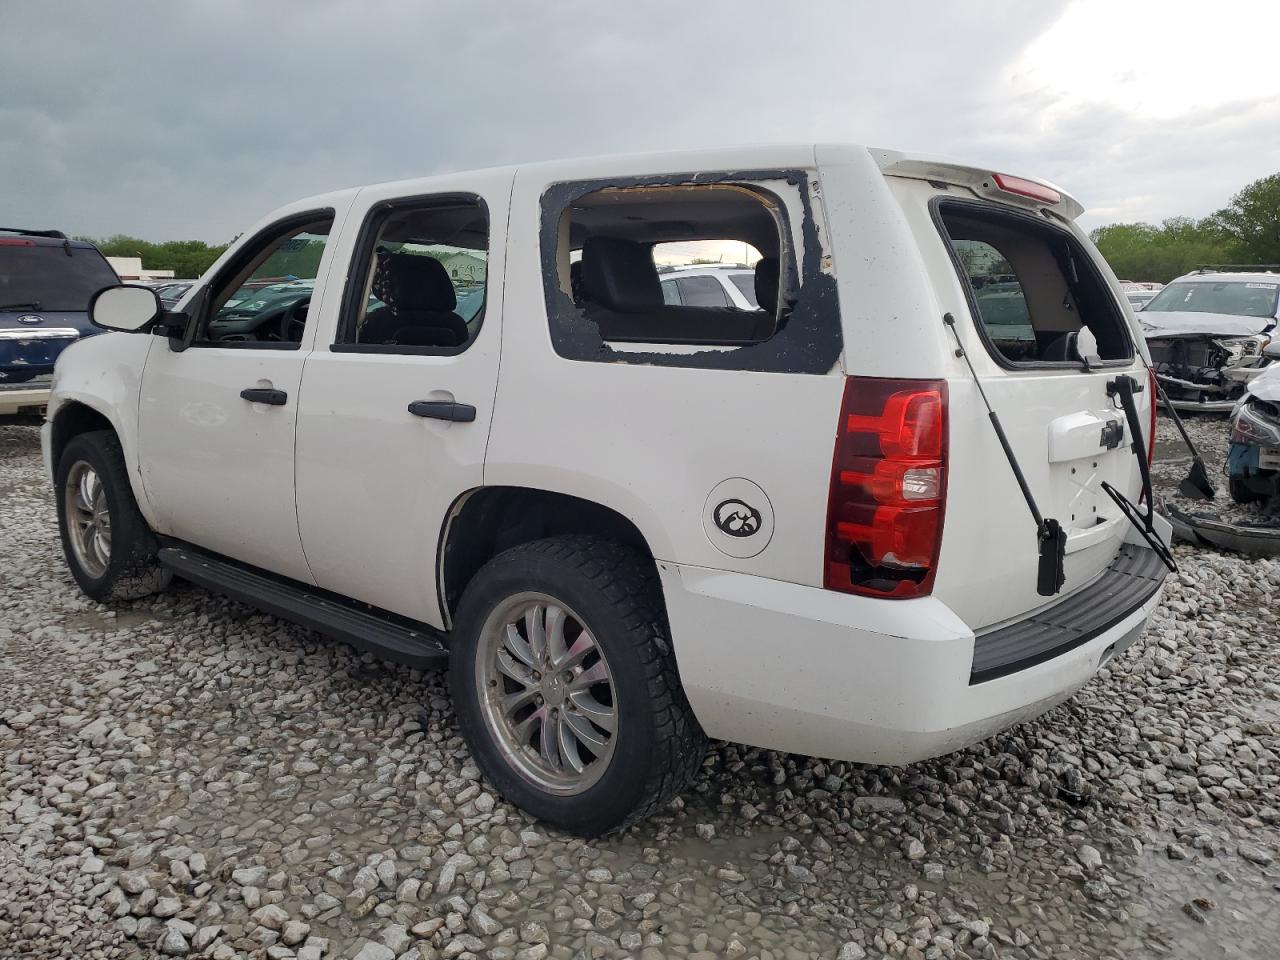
<box><xmin>824</xmin><ymin>378</ymin><xmax>948</xmax><ymax>599</ymax></box>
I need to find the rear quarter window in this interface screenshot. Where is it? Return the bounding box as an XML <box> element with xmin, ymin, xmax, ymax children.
<box><xmin>538</xmin><ymin>170</ymin><xmax>842</xmax><ymax>374</ymax></box>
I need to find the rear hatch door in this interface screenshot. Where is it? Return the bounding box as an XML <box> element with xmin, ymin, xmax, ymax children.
<box><xmin>887</xmin><ymin>174</ymin><xmax>1152</xmax><ymax>631</ymax></box>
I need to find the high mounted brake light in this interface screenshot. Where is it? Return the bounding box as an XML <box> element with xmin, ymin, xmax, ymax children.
<box><xmin>0</xmin><ymin>238</ymin><xmax>36</xmax><ymax>246</ymax></box>
<box><xmin>824</xmin><ymin>378</ymin><xmax>947</xmax><ymax>599</ymax></box>
<box><xmin>992</xmin><ymin>173</ymin><xmax>1061</xmax><ymax>206</ymax></box>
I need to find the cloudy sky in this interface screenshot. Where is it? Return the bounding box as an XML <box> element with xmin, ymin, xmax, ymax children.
<box><xmin>4</xmin><ymin>0</ymin><xmax>1279</xmax><ymax>243</ymax></box>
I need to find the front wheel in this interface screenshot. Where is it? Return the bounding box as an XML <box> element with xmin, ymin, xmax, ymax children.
<box><xmin>55</xmin><ymin>430</ymin><xmax>171</xmax><ymax>602</ymax></box>
<box><xmin>450</xmin><ymin>536</ymin><xmax>706</xmax><ymax>836</ymax></box>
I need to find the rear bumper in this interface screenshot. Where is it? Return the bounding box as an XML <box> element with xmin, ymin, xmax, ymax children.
<box><xmin>1159</xmin><ymin>396</ymin><xmax>1237</xmax><ymax>414</ymax></box>
<box><xmin>658</xmin><ymin>544</ymin><xmax>1166</xmax><ymax>764</ymax></box>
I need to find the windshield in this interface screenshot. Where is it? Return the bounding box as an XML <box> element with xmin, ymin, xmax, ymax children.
<box><xmin>1143</xmin><ymin>280</ymin><xmax>1279</xmax><ymax>318</ymax></box>
<box><xmin>0</xmin><ymin>242</ymin><xmax>119</xmax><ymax>312</ymax></box>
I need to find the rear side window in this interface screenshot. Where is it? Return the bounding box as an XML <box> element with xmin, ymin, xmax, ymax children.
<box><xmin>937</xmin><ymin>201</ymin><xmax>1132</xmax><ymax>366</ymax></box>
<box><xmin>674</xmin><ymin>275</ymin><xmax>731</xmax><ymax>307</ymax></box>
<box><xmin>539</xmin><ymin>171</ymin><xmax>842</xmax><ymax>374</ymax></box>
<box><xmin>335</xmin><ymin>196</ymin><xmax>488</xmax><ymax>355</ymax></box>
<box><xmin>0</xmin><ymin>242</ymin><xmax>118</xmax><ymax>312</ymax></box>
<box><xmin>729</xmin><ymin>273</ymin><xmax>759</xmax><ymax>307</ymax></box>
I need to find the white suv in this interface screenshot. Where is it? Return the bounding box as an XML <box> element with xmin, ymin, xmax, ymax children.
<box><xmin>46</xmin><ymin>144</ymin><xmax>1172</xmax><ymax>835</ymax></box>
<box><xmin>659</xmin><ymin>264</ymin><xmax>759</xmax><ymax>311</ymax></box>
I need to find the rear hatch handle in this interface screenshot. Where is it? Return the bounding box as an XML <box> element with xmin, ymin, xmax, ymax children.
<box><xmin>943</xmin><ymin>314</ymin><xmax>1067</xmax><ymax>596</ymax></box>
<box><xmin>1102</xmin><ymin>375</ymin><xmax>1178</xmax><ymax>573</ymax></box>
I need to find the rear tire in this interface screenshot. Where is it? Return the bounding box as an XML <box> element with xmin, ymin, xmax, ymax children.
<box><xmin>55</xmin><ymin>430</ymin><xmax>171</xmax><ymax>602</ymax></box>
<box><xmin>450</xmin><ymin>535</ymin><xmax>706</xmax><ymax>836</ymax></box>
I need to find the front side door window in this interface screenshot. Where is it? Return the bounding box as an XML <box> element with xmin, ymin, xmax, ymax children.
<box><xmin>196</xmin><ymin>216</ymin><xmax>333</xmax><ymax>348</ymax></box>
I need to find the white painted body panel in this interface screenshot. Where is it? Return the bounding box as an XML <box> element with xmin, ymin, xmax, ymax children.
<box><xmin>659</xmin><ymin>559</ymin><xmax>1162</xmax><ymax>761</ymax></box>
<box><xmin>43</xmin><ymin>331</ymin><xmax>156</xmax><ymax>517</ymax></box>
<box><xmin>135</xmin><ymin>190</ymin><xmax>358</xmax><ymax>583</ymax></box>
<box><xmin>45</xmin><ymin>143</ymin><xmax>1168</xmax><ymax>767</ymax></box>
<box><xmin>293</xmin><ymin>169</ymin><xmax>514</xmax><ymax>627</ymax></box>
<box><xmin>874</xmin><ymin>174</ymin><xmax>1152</xmax><ymax>630</ymax></box>
<box><xmin>487</xmin><ymin>149</ymin><xmax>842</xmax><ymax>586</ymax></box>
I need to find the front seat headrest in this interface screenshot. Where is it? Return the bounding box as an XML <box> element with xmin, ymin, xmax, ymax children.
<box><xmin>582</xmin><ymin>237</ymin><xmax>662</xmax><ymax>313</ymax></box>
<box><xmin>380</xmin><ymin>252</ymin><xmax>457</xmax><ymax>312</ymax></box>
<box><xmin>754</xmin><ymin>256</ymin><xmax>780</xmax><ymax>314</ymax></box>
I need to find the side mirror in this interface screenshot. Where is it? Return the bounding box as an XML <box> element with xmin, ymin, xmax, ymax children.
<box><xmin>1264</xmin><ymin>339</ymin><xmax>1280</xmax><ymax>360</ymax></box>
<box><xmin>89</xmin><ymin>285</ymin><xmax>162</xmax><ymax>332</ymax></box>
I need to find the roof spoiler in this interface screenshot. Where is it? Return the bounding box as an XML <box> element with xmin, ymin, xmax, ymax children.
<box><xmin>0</xmin><ymin>227</ymin><xmax>69</xmax><ymax>239</ymax></box>
<box><xmin>869</xmin><ymin>149</ymin><xmax>1085</xmax><ymax>221</ymax></box>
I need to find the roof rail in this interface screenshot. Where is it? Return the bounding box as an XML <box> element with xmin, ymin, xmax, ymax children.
<box><xmin>1192</xmin><ymin>264</ymin><xmax>1280</xmax><ymax>274</ymax></box>
<box><xmin>0</xmin><ymin>227</ymin><xmax>68</xmax><ymax>239</ymax></box>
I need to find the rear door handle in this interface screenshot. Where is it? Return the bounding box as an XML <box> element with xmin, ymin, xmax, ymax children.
<box><xmin>240</xmin><ymin>388</ymin><xmax>287</xmax><ymax>406</ymax></box>
<box><xmin>408</xmin><ymin>400</ymin><xmax>476</xmax><ymax>422</ymax></box>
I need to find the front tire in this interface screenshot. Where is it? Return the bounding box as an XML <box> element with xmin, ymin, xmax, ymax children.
<box><xmin>55</xmin><ymin>430</ymin><xmax>171</xmax><ymax>602</ymax></box>
<box><xmin>450</xmin><ymin>536</ymin><xmax>706</xmax><ymax>836</ymax></box>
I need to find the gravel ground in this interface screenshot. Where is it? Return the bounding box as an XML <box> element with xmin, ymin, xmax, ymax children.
<box><xmin>1153</xmin><ymin>413</ymin><xmax>1280</xmax><ymax>526</ymax></box>
<box><xmin>2</xmin><ymin>420</ymin><xmax>1279</xmax><ymax>960</ymax></box>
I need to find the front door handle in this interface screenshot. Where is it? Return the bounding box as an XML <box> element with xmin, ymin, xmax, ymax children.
<box><xmin>408</xmin><ymin>400</ymin><xmax>476</xmax><ymax>422</ymax></box>
<box><xmin>240</xmin><ymin>388</ymin><xmax>287</xmax><ymax>406</ymax></box>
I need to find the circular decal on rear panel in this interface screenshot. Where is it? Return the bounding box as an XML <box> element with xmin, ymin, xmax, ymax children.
<box><xmin>703</xmin><ymin>478</ymin><xmax>774</xmax><ymax>558</ymax></box>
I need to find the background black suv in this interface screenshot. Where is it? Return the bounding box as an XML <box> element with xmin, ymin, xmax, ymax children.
<box><xmin>0</xmin><ymin>228</ymin><xmax>118</xmax><ymax>384</ymax></box>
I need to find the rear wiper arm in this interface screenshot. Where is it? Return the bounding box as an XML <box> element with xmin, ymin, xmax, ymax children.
<box><xmin>0</xmin><ymin>301</ymin><xmax>41</xmax><ymax>310</ymax></box>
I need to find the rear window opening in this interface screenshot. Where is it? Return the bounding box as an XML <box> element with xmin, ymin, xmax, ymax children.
<box><xmin>936</xmin><ymin>200</ymin><xmax>1133</xmax><ymax>366</ymax></box>
<box><xmin>539</xmin><ymin>171</ymin><xmax>843</xmax><ymax>374</ymax></box>
<box><xmin>555</xmin><ymin>184</ymin><xmax>783</xmax><ymax>346</ymax></box>
<box><xmin>0</xmin><ymin>242</ymin><xmax>119</xmax><ymax>313</ymax></box>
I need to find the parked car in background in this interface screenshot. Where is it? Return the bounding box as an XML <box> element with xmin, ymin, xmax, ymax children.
<box><xmin>1227</xmin><ymin>362</ymin><xmax>1280</xmax><ymax>503</ymax></box>
<box><xmin>153</xmin><ymin>281</ymin><xmax>195</xmax><ymax>308</ymax></box>
<box><xmin>0</xmin><ymin>228</ymin><xmax>117</xmax><ymax>416</ymax></box>
<box><xmin>1139</xmin><ymin>270</ymin><xmax>1280</xmax><ymax>412</ymax></box>
<box><xmin>1126</xmin><ymin>290</ymin><xmax>1158</xmax><ymax>311</ymax></box>
<box><xmin>658</xmin><ymin>264</ymin><xmax>760</xmax><ymax>310</ymax></box>
<box><xmin>45</xmin><ymin>144</ymin><xmax>1171</xmax><ymax>834</ymax></box>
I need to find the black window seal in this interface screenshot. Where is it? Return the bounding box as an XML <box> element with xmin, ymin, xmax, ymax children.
<box><xmin>332</xmin><ymin>191</ymin><xmax>489</xmax><ymax>357</ymax></box>
<box><xmin>929</xmin><ymin>196</ymin><xmax>1135</xmax><ymax>372</ymax></box>
<box><xmin>190</xmin><ymin>207</ymin><xmax>335</xmax><ymax>351</ymax></box>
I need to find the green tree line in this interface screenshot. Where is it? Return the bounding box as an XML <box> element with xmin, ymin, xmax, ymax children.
<box><xmin>1090</xmin><ymin>173</ymin><xmax>1280</xmax><ymax>283</ymax></box>
<box><xmin>77</xmin><ymin>235</ymin><xmax>231</xmax><ymax>279</ymax></box>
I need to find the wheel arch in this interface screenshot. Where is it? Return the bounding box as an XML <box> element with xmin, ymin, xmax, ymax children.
<box><xmin>439</xmin><ymin>486</ymin><xmax>657</xmax><ymax>627</ymax></box>
<box><xmin>49</xmin><ymin>399</ymin><xmax>116</xmax><ymax>470</ymax></box>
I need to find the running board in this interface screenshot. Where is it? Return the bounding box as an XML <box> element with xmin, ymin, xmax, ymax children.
<box><xmin>157</xmin><ymin>546</ymin><xmax>448</xmax><ymax>669</ymax></box>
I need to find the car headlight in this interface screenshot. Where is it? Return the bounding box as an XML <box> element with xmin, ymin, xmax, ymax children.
<box><xmin>1232</xmin><ymin>399</ymin><xmax>1280</xmax><ymax>446</ymax></box>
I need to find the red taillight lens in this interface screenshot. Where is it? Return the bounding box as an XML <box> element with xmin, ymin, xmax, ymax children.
<box><xmin>0</xmin><ymin>238</ymin><xmax>36</xmax><ymax>246</ymax></box>
<box><xmin>992</xmin><ymin>173</ymin><xmax>1061</xmax><ymax>205</ymax></box>
<box><xmin>825</xmin><ymin>378</ymin><xmax>948</xmax><ymax>599</ymax></box>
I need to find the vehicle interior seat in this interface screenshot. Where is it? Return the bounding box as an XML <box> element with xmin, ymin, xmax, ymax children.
<box><xmin>360</xmin><ymin>251</ymin><xmax>469</xmax><ymax>347</ymax></box>
<box><xmin>753</xmin><ymin>256</ymin><xmax>779</xmax><ymax>315</ymax></box>
<box><xmin>579</xmin><ymin>236</ymin><xmax>774</xmax><ymax>344</ymax></box>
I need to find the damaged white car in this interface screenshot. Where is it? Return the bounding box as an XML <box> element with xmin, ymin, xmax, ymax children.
<box><xmin>1141</xmin><ymin>270</ymin><xmax>1280</xmax><ymax>412</ymax></box>
<box><xmin>1227</xmin><ymin>363</ymin><xmax>1280</xmax><ymax>504</ymax></box>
